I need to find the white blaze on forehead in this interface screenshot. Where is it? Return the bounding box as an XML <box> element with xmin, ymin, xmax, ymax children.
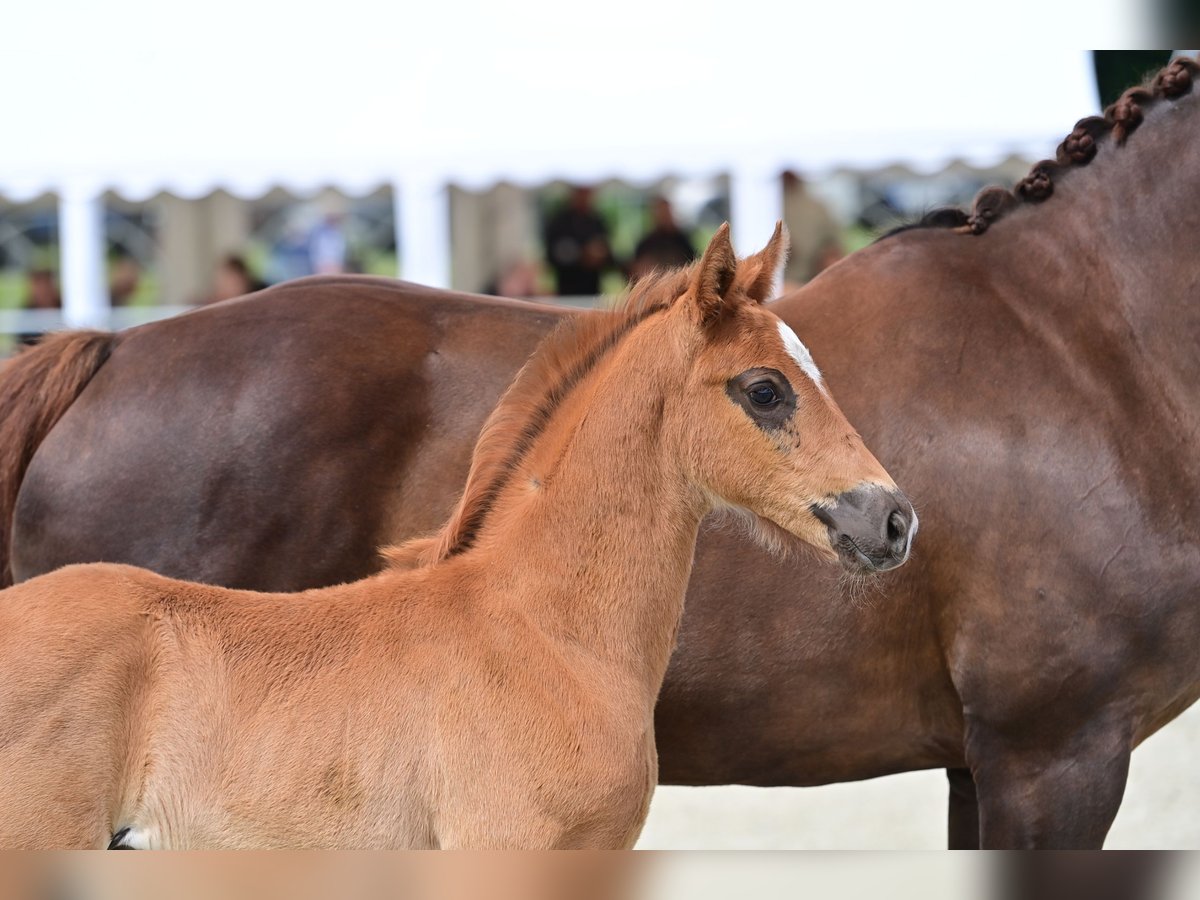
<box><xmin>776</xmin><ymin>321</ymin><xmax>826</xmax><ymax>393</ymax></box>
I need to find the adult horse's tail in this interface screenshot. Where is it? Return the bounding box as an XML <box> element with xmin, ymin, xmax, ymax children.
<box><xmin>0</xmin><ymin>331</ymin><xmax>115</xmax><ymax>586</ymax></box>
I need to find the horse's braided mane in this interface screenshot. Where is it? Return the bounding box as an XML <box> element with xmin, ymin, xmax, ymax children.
<box><xmin>381</xmin><ymin>268</ymin><xmax>689</xmax><ymax>570</ymax></box>
<box><xmin>887</xmin><ymin>54</ymin><xmax>1199</xmax><ymax>239</ymax></box>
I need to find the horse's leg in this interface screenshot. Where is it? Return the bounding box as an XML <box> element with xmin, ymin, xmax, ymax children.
<box><xmin>945</xmin><ymin>767</ymin><xmax>980</xmax><ymax>849</ymax></box>
<box><xmin>967</xmin><ymin>718</ymin><xmax>1132</xmax><ymax>849</ymax></box>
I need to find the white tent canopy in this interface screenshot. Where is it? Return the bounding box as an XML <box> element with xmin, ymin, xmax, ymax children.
<box><xmin>4</xmin><ymin>0</ymin><xmax>1133</xmax><ymax>326</ymax></box>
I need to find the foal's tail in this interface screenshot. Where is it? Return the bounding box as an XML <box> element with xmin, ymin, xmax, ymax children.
<box><xmin>0</xmin><ymin>331</ymin><xmax>115</xmax><ymax>586</ymax></box>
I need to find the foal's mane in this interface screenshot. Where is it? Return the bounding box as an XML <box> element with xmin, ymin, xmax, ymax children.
<box><xmin>382</xmin><ymin>269</ymin><xmax>689</xmax><ymax>570</ymax></box>
<box><xmin>885</xmin><ymin>55</ymin><xmax>1200</xmax><ymax>239</ymax></box>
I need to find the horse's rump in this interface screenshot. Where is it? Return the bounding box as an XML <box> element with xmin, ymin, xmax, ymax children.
<box><xmin>0</xmin><ymin>332</ymin><xmax>115</xmax><ymax>586</ymax></box>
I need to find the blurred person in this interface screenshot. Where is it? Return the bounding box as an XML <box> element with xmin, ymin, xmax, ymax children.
<box><xmin>542</xmin><ymin>186</ymin><xmax>612</xmax><ymax>296</ymax></box>
<box><xmin>485</xmin><ymin>258</ymin><xmax>546</xmax><ymax>299</ymax></box>
<box><xmin>108</xmin><ymin>254</ymin><xmax>141</xmax><ymax>306</ymax></box>
<box><xmin>268</xmin><ymin>225</ymin><xmax>314</xmax><ymax>283</ymax></box>
<box><xmin>781</xmin><ymin>170</ymin><xmax>844</xmax><ymax>289</ymax></box>
<box><xmin>202</xmin><ymin>254</ymin><xmax>266</xmax><ymax>305</ymax></box>
<box><xmin>628</xmin><ymin>196</ymin><xmax>695</xmax><ymax>282</ymax></box>
<box><xmin>16</xmin><ymin>268</ymin><xmax>60</xmax><ymax>347</ymax></box>
<box><xmin>24</xmin><ymin>268</ymin><xmax>59</xmax><ymax>309</ymax></box>
<box><xmin>309</xmin><ymin>213</ymin><xmax>347</xmax><ymax>275</ymax></box>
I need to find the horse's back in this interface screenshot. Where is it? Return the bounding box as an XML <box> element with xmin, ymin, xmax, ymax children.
<box><xmin>11</xmin><ymin>277</ymin><xmax>567</xmax><ymax>591</ymax></box>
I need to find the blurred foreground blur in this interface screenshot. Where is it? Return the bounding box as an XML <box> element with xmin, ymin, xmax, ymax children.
<box><xmin>0</xmin><ymin>852</ymin><xmax>1193</xmax><ymax>900</ymax></box>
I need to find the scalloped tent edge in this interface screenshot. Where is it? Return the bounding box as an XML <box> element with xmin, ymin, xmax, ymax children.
<box><xmin>0</xmin><ymin>14</ymin><xmax>1100</xmax><ymax>325</ymax></box>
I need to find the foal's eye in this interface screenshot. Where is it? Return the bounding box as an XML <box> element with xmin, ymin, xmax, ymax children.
<box><xmin>748</xmin><ymin>383</ymin><xmax>779</xmax><ymax>406</ymax></box>
<box><xmin>726</xmin><ymin>367</ymin><xmax>795</xmax><ymax>430</ymax></box>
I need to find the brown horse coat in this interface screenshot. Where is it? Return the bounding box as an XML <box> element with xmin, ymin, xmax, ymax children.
<box><xmin>3</xmin><ymin>58</ymin><xmax>1199</xmax><ymax>847</ymax></box>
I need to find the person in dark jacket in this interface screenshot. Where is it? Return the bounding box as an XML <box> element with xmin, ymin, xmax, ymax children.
<box><xmin>629</xmin><ymin>196</ymin><xmax>695</xmax><ymax>282</ymax></box>
<box><xmin>542</xmin><ymin>186</ymin><xmax>612</xmax><ymax>296</ymax></box>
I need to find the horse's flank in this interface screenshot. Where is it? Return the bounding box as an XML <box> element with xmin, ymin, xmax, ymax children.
<box><xmin>0</xmin><ymin>331</ymin><xmax>115</xmax><ymax>586</ymax></box>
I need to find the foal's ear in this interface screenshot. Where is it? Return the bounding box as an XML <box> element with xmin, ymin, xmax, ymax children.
<box><xmin>735</xmin><ymin>221</ymin><xmax>789</xmax><ymax>303</ymax></box>
<box><xmin>686</xmin><ymin>222</ymin><xmax>738</xmax><ymax>326</ymax></box>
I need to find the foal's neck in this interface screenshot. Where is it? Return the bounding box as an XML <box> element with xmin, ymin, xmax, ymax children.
<box><xmin>468</xmin><ymin>344</ymin><xmax>705</xmax><ymax>701</ymax></box>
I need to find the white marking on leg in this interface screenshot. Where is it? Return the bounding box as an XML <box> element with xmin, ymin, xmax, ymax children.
<box><xmin>777</xmin><ymin>321</ymin><xmax>826</xmax><ymax>394</ymax></box>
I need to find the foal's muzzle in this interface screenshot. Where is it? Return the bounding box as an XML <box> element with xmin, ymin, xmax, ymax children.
<box><xmin>812</xmin><ymin>485</ymin><xmax>916</xmax><ymax>573</ymax></box>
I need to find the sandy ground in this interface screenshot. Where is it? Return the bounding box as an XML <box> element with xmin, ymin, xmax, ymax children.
<box><xmin>636</xmin><ymin>698</ymin><xmax>1199</xmax><ymax>849</ymax></box>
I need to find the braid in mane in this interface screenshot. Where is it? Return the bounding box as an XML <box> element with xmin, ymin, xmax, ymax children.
<box><xmin>894</xmin><ymin>55</ymin><xmax>1199</xmax><ymax>238</ymax></box>
<box><xmin>380</xmin><ymin>268</ymin><xmax>689</xmax><ymax>570</ymax></box>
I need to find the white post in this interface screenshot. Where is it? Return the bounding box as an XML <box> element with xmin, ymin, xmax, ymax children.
<box><xmin>729</xmin><ymin>165</ymin><xmax>783</xmax><ymax>258</ymax></box>
<box><xmin>396</xmin><ymin>175</ymin><xmax>450</xmax><ymax>289</ymax></box>
<box><xmin>59</xmin><ymin>185</ymin><xmax>109</xmax><ymax>329</ymax></box>
<box><xmin>157</xmin><ymin>193</ymin><xmax>206</xmax><ymax>307</ymax></box>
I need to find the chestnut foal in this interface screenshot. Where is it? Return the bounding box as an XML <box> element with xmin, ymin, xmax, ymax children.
<box><xmin>0</xmin><ymin>225</ymin><xmax>913</xmax><ymax>848</ymax></box>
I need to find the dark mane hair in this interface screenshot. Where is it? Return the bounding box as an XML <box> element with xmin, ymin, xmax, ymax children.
<box><xmin>881</xmin><ymin>55</ymin><xmax>1199</xmax><ymax>240</ymax></box>
<box><xmin>381</xmin><ymin>269</ymin><xmax>689</xmax><ymax>569</ymax></box>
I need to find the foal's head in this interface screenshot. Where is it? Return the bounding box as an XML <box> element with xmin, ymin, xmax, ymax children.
<box><xmin>655</xmin><ymin>223</ymin><xmax>915</xmax><ymax>572</ymax></box>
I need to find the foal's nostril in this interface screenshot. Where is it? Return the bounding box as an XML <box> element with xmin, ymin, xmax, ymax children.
<box><xmin>887</xmin><ymin>509</ymin><xmax>908</xmax><ymax>545</ymax></box>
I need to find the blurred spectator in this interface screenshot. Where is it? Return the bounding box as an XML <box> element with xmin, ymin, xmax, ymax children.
<box><xmin>543</xmin><ymin>186</ymin><xmax>612</xmax><ymax>296</ymax></box>
<box><xmin>24</xmin><ymin>268</ymin><xmax>60</xmax><ymax>310</ymax></box>
<box><xmin>17</xmin><ymin>269</ymin><xmax>61</xmax><ymax>347</ymax></box>
<box><xmin>629</xmin><ymin>196</ymin><xmax>695</xmax><ymax>283</ymax></box>
<box><xmin>268</xmin><ymin>224</ymin><xmax>314</xmax><ymax>283</ymax></box>
<box><xmin>202</xmin><ymin>254</ymin><xmax>266</xmax><ymax>305</ymax></box>
<box><xmin>781</xmin><ymin>171</ymin><xmax>844</xmax><ymax>289</ymax></box>
<box><xmin>485</xmin><ymin>259</ymin><xmax>546</xmax><ymax>299</ymax></box>
<box><xmin>310</xmin><ymin>213</ymin><xmax>348</xmax><ymax>275</ymax></box>
<box><xmin>109</xmin><ymin>254</ymin><xmax>142</xmax><ymax>306</ymax></box>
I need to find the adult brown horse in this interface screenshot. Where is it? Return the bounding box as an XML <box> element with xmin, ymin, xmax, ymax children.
<box><xmin>3</xmin><ymin>57</ymin><xmax>1199</xmax><ymax>847</ymax></box>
